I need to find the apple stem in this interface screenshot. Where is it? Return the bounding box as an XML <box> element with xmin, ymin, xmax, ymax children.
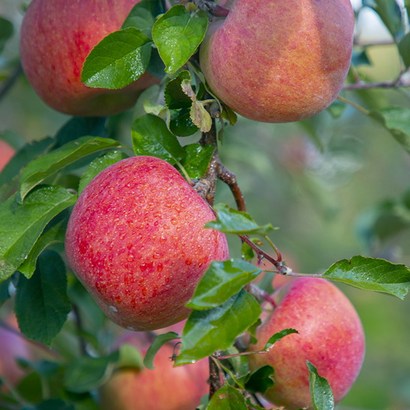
<box><xmin>249</xmin><ymin>284</ymin><xmax>277</xmax><ymax>308</ymax></box>
<box><xmin>72</xmin><ymin>303</ymin><xmax>89</xmax><ymax>356</ymax></box>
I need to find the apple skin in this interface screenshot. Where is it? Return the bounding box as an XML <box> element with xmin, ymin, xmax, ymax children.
<box><xmin>200</xmin><ymin>0</ymin><xmax>354</xmax><ymax>123</ymax></box>
<box><xmin>0</xmin><ymin>140</ymin><xmax>14</xmax><ymax>172</ymax></box>
<box><xmin>65</xmin><ymin>156</ymin><xmax>229</xmax><ymax>331</ymax></box>
<box><xmin>20</xmin><ymin>0</ymin><xmax>158</xmax><ymax>117</ymax></box>
<box><xmin>100</xmin><ymin>332</ymin><xmax>209</xmax><ymax>410</ymax></box>
<box><xmin>249</xmin><ymin>277</ymin><xmax>365</xmax><ymax>409</ymax></box>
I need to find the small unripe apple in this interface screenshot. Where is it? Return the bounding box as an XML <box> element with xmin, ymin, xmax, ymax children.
<box><xmin>20</xmin><ymin>0</ymin><xmax>158</xmax><ymax>116</ymax></box>
<box><xmin>65</xmin><ymin>156</ymin><xmax>229</xmax><ymax>331</ymax></box>
<box><xmin>200</xmin><ymin>0</ymin><xmax>354</xmax><ymax>123</ymax></box>
<box><xmin>100</xmin><ymin>331</ymin><xmax>209</xmax><ymax>410</ymax></box>
<box><xmin>249</xmin><ymin>277</ymin><xmax>365</xmax><ymax>409</ymax></box>
<box><xmin>0</xmin><ymin>140</ymin><xmax>15</xmax><ymax>172</ymax></box>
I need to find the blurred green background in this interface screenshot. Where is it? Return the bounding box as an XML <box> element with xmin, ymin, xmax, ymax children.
<box><xmin>1</xmin><ymin>1</ymin><xmax>410</xmax><ymax>409</ymax></box>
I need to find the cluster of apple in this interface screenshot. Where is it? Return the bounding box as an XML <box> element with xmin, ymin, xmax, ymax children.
<box><xmin>5</xmin><ymin>0</ymin><xmax>366</xmax><ymax>408</ymax></box>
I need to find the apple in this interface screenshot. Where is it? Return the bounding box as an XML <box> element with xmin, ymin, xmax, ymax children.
<box><xmin>65</xmin><ymin>156</ymin><xmax>229</xmax><ymax>331</ymax></box>
<box><xmin>0</xmin><ymin>140</ymin><xmax>15</xmax><ymax>172</ymax></box>
<box><xmin>20</xmin><ymin>0</ymin><xmax>158</xmax><ymax>117</ymax></box>
<box><xmin>0</xmin><ymin>315</ymin><xmax>31</xmax><ymax>387</ymax></box>
<box><xmin>200</xmin><ymin>0</ymin><xmax>354</xmax><ymax>123</ymax></box>
<box><xmin>100</xmin><ymin>331</ymin><xmax>209</xmax><ymax>410</ymax></box>
<box><xmin>249</xmin><ymin>277</ymin><xmax>365</xmax><ymax>409</ymax></box>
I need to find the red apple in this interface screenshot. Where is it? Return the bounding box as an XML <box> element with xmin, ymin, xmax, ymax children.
<box><xmin>20</xmin><ymin>0</ymin><xmax>158</xmax><ymax>116</ymax></box>
<box><xmin>200</xmin><ymin>0</ymin><xmax>354</xmax><ymax>123</ymax></box>
<box><xmin>249</xmin><ymin>277</ymin><xmax>365</xmax><ymax>409</ymax></box>
<box><xmin>0</xmin><ymin>140</ymin><xmax>15</xmax><ymax>172</ymax></box>
<box><xmin>65</xmin><ymin>156</ymin><xmax>229</xmax><ymax>331</ymax></box>
<box><xmin>100</xmin><ymin>331</ymin><xmax>209</xmax><ymax>410</ymax></box>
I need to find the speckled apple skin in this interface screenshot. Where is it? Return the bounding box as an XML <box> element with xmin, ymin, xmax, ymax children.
<box><xmin>249</xmin><ymin>277</ymin><xmax>365</xmax><ymax>409</ymax></box>
<box><xmin>0</xmin><ymin>140</ymin><xmax>15</xmax><ymax>172</ymax></box>
<box><xmin>200</xmin><ymin>0</ymin><xmax>354</xmax><ymax>123</ymax></box>
<box><xmin>20</xmin><ymin>0</ymin><xmax>158</xmax><ymax>116</ymax></box>
<box><xmin>65</xmin><ymin>156</ymin><xmax>229</xmax><ymax>331</ymax></box>
<box><xmin>100</xmin><ymin>331</ymin><xmax>209</xmax><ymax>410</ymax></box>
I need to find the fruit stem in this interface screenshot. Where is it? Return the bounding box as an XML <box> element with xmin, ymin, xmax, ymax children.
<box><xmin>71</xmin><ymin>303</ymin><xmax>89</xmax><ymax>356</ymax></box>
<box><xmin>337</xmin><ymin>95</ymin><xmax>370</xmax><ymax>116</ymax></box>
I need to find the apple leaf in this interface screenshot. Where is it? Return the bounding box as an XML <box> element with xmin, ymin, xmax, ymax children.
<box><xmin>81</xmin><ymin>27</ymin><xmax>152</xmax><ymax>89</ymax></box>
<box><xmin>0</xmin><ymin>16</ymin><xmax>13</xmax><ymax>53</ymax></box>
<box><xmin>122</xmin><ymin>0</ymin><xmax>163</xmax><ymax>38</ymax></box>
<box><xmin>244</xmin><ymin>365</ymin><xmax>274</xmax><ymax>394</ymax></box>
<box><xmin>64</xmin><ymin>352</ymin><xmax>119</xmax><ymax>393</ymax></box>
<box><xmin>0</xmin><ymin>137</ymin><xmax>55</xmax><ymax>201</ymax></box>
<box><xmin>362</xmin><ymin>0</ymin><xmax>405</xmax><ymax>42</ymax></box>
<box><xmin>0</xmin><ymin>186</ymin><xmax>76</xmax><ymax>282</ymax></box>
<box><xmin>307</xmin><ymin>361</ymin><xmax>335</xmax><ymax>410</ymax></box>
<box><xmin>322</xmin><ymin>256</ymin><xmax>410</xmax><ymax>299</ymax></box>
<box><xmin>165</xmin><ymin>70</ymin><xmax>192</xmax><ymax>109</ymax></box>
<box><xmin>132</xmin><ymin>114</ymin><xmax>185</xmax><ymax>164</ymax></box>
<box><xmin>176</xmin><ymin>290</ymin><xmax>261</xmax><ymax>365</ymax></box>
<box><xmin>117</xmin><ymin>344</ymin><xmax>144</xmax><ymax>370</ymax></box>
<box><xmin>170</xmin><ymin>108</ymin><xmax>199</xmax><ymax>137</ymax></box>
<box><xmin>370</xmin><ymin>107</ymin><xmax>410</xmax><ymax>154</ymax></box>
<box><xmin>152</xmin><ymin>5</ymin><xmax>208</xmax><ymax>74</ymax></box>
<box><xmin>15</xmin><ymin>250</ymin><xmax>71</xmax><ymax>345</ymax></box>
<box><xmin>206</xmin><ymin>203</ymin><xmax>274</xmax><ymax>235</ymax></box>
<box><xmin>18</xmin><ymin>217</ymin><xmax>68</xmax><ymax>277</ymax></box>
<box><xmin>182</xmin><ymin>144</ymin><xmax>214</xmax><ymax>178</ymax></box>
<box><xmin>206</xmin><ymin>385</ymin><xmax>247</xmax><ymax>410</ymax></box>
<box><xmin>143</xmin><ymin>332</ymin><xmax>180</xmax><ymax>370</ymax></box>
<box><xmin>23</xmin><ymin>399</ymin><xmax>74</xmax><ymax>410</ymax></box>
<box><xmin>186</xmin><ymin>259</ymin><xmax>262</xmax><ymax>310</ymax></box>
<box><xmin>263</xmin><ymin>328</ymin><xmax>299</xmax><ymax>351</ymax></box>
<box><xmin>398</xmin><ymin>32</ymin><xmax>410</xmax><ymax>68</ymax></box>
<box><xmin>19</xmin><ymin>137</ymin><xmax>121</xmax><ymax>201</ymax></box>
<box><xmin>78</xmin><ymin>150</ymin><xmax>128</xmax><ymax>194</ymax></box>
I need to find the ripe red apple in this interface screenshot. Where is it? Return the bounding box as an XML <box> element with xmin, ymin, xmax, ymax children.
<box><xmin>249</xmin><ymin>277</ymin><xmax>365</xmax><ymax>409</ymax></box>
<box><xmin>100</xmin><ymin>331</ymin><xmax>209</xmax><ymax>410</ymax></box>
<box><xmin>200</xmin><ymin>0</ymin><xmax>354</xmax><ymax>123</ymax></box>
<box><xmin>0</xmin><ymin>140</ymin><xmax>15</xmax><ymax>172</ymax></box>
<box><xmin>65</xmin><ymin>156</ymin><xmax>229</xmax><ymax>331</ymax></box>
<box><xmin>20</xmin><ymin>0</ymin><xmax>158</xmax><ymax>116</ymax></box>
<box><xmin>0</xmin><ymin>316</ymin><xmax>31</xmax><ymax>387</ymax></box>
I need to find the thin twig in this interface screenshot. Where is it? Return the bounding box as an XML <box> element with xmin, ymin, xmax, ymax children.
<box><xmin>0</xmin><ymin>63</ymin><xmax>23</xmax><ymax>103</ymax></box>
<box><xmin>71</xmin><ymin>304</ymin><xmax>88</xmax><ymax>356</ymax></box>
<box><xmin>208</xmin><ymin>356</ymin><xmax>224</xmax><ymax>398</ymax></box>
<box><xmin>343</xmin><ymin>79</ymin><xmax>410</xmax><ymax>91</ymax></box>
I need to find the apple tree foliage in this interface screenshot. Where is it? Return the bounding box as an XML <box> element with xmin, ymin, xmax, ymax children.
<box><xmin>0</xmin><ymin>1</ymin><xmax>410</xmax><ymax>409</ymax></box>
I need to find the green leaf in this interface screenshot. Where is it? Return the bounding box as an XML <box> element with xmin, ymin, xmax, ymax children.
<box><xmin>186</xmin><ymin>259</ymin><xmax>262</xmax><ymax>310</ymax></box>
<box><xmin>152</xmin><ymin>5</ymin><xmax>208</xmax><ymax>74</ymax></box>
<box><xmin>182</xmin><ymin>144</ymin><xmax>214</xmax><ymax>178</ymax></box>
<box><xmin>132</xmin><ymin>114</ymin><xmax>184</xmax><ymax>163</ymax></box>
<box><xmin>19</xmin><ymin>137</ymin><xmax>120</xmax><ymax>200</ymax></box>
<box><xmin>0</xmin><ymin>277</ymin><xmax>11</xmax><ymax>306</ymax></box>
<box><xmin>370</xmin><ymin>107</ymin><xmax>410</xmax><ymax>154</ymax></box>
<box><xmin>307</xmin><ymin>361</ymin><xmax>335</xmax><ymax>410</ymax></box>
<box><xmin>363</xmin><ymin>0</ymin><xmax>405</xmax><ymax>42</ymax></box>
<box><xmin>263</xmin><ymin>328</ymin><xmax>299</xmax><ymax>350</ymax></box>
<box><xmin>322</xmin><ymin>255</ymin><xmax>410</xmax><ymax>299</ymax></box>
<box><xmin>176</xmin><ymin>290</ymin><xmax>261</xmax><ymax>365</ymax></box>
<box><xmin>117</xmin><ymin>344</ymin><xmax>144</xmax><ymax>369</ymax></box>
<box><xmin>206</xmin><ymin>385</ymin><xmax>247</xmax><ymax>410</ymax></box>
<box><xmin>165</xmin><ymin>70</ymin><xmax>192</xmax><ymax>109</ymax></box>
<box><xmin>352</xmin><ymin>50</ymin><xmax>371</xmax><ymax>66</ymax></box>
<box><xmin>18</xmin><ymin>217</ymin><xmax>68</xmax><ymax>277</ymax></box>
<box><xmin>143</xmin><ymin>332</ymin><xmax>179</xmax><ymax>370</ymax></box>
<box><xmin>15</xmin><ymin>250</ymin><xmax>71</xmax><ymax>345</ymax></box>
<box><xmin>206</xmin><ymin>203</ymin><xmax>274</xmax><ymax>235</ymax></box>
<box><xmin>0</xmin><ymin>186</ymin><xmax>76</xmax><ymax>282</ymax></box>
<box><xmin>81</xmin><ymin>28</ymin><xmax>151</xmax><ymax>89</ymax></box>
<box><xmin>23</xmin><ymin>399</ymin><xmax>75</xmax><ymax>410</ymax></box>
<box><xmin>78</xmin><ymin>150</ymin><xmax>128</xmax><ymax>194</ymax></box>
<box><xmin>122</xmin><ymin>0</ymin><xmax>163</xmax><ymax>37</ymax></box>
<box><xmin>245</xmin><ymin>365</ymin><xmax>274</xmax><ymax>394</ymax></box>
<box><xmin>64</xmin><ymin>352</ymin><xmax>118</xmax><ymax>393</ymax></box>
<box><xmin>0</xmin><ymin>137</ymin><xmax>55</xmax><ymax>201</ymax></box>
<box><xmin>0</xmin><ymin>16</ymin><xmax>13</xmax><ymax>53</ymax></box>
<box><xmin>170</xmin><ymin>108</ymin><xmax>199</xmax><ymax>136</ymax></box>
<box><xmin>398</xmin><ymin>32</ymin><xmax>410</xmax><ymax>68</ymax></box>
